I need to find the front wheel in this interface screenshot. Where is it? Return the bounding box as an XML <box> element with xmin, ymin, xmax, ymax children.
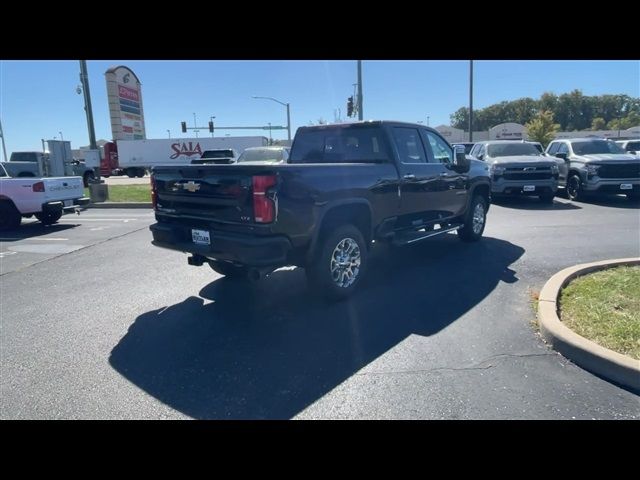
<box><xmin>306</xmin><ymin>224</ymin><xmax>368</xmax><ymax>301</ymax></box>
<box><xmin>35</xmin><ymin>210</ymin><xmax>62</xmax><ymax>226</ymax></box>
<box><xmin>458</xmin><ymin>195</ymin><xmax>487</xmax><ymax>242</ymax></box>
<box><xmin>566</xmin><ymin>174</ymin><xmax>584</xmax><ymax>201</ymax></box>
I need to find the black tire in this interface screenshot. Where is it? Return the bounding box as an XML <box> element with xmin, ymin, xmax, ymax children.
<box><xmin>566</xmin><ymin>174</ymin><xmax>584</xmax><ymax>201</ymax></box>
<box><xmin>126</xmin><ymin>169</ymin><xmax>136</xmax><ymax>178</ymax></box>
<box><xmin>306</xmin><ymin>224</ymin><xmax>368</xmax><ymax>301</ymax></box>
<box><xmin>209</xmin><ymin>260</ymin><xmax>248</xmax><ymax>280</ymax></box>
<box><xmin>35</xmin><ymin>210</ymin><xmax>62</xmax><ymax>226</ymax></box>
<box><xmin>135</xmin><ymin>168</ymin><xmax>146</xmax><ymax>178</ymax></box>
<box><xmin>458</xmin><ymin>195</ymin><xmax>487</xmax><ymax>243</ymax></box>
<box><xmin>539</xmin><ymin>193</ymin><xmax>555</xmax><ymax>204</ymax></box>
<box><xmin>0</xmin><ymin>201</ymin><xmax>21</xmax><ymax>231</ymax></box>
<box><xmin>83</xmin><ymin>171</ymin><xmax>95</xmax><ymax>187</ymax></box>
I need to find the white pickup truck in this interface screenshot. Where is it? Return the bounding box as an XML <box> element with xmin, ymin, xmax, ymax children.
<box><xmin>0</xmin><ymin>163</ymin><xmax>90</xmax><ymax>231</ymax></box>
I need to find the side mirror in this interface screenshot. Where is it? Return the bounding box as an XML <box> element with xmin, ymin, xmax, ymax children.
<box><xmin>453</xmin><ymin>145</ymin><xmax>470</xmax><ymax>172</ymax></box>
<box><xmin>555</xmin><ymin>152</ymin><xmax>567</xmax><ymax>160</ymax></box>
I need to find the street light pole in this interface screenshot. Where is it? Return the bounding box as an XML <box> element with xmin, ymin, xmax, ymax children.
<box><xmin>193</xmin><ymin>112</ymin><xmax>198</xmax><ymax>138</ymax></box>
<box><xmin>167</xmin><ymin>129</ymin><xmax>171</xmax><ymax>139</ymax></box>
<box><xmin>252</xmin><ymin>96</ymin><xmax>291</xmax><ymax>143</ymax></box>
<box><xmin>59</xmin><ymin>131</ymin><xmax>64</xmax><ymax>141</ymax></box>
<box><xmin>469</xmin><ymin>60</ymin><xmax>474</xmax><ymax>142</ymax></box>
<box><xmin>357</xmin><ymin>60</ymin><xmax>363</xmax><ymax>121</ymax></box>
<box><xmin>427</xmin><ymin>116</ymin><xmax>430</xmax><ymax>127</ymax></box>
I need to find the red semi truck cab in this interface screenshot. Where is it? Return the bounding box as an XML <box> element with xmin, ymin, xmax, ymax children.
<box><xmin>101</xmin><ymin>142</ymin><xmax>120</xmax><ymax>177</ymax></box>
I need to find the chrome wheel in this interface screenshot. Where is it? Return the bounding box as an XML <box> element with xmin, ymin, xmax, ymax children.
<box><xmin>472</xmin><ymin>203</ymin><xmax>485</xmax><ymax>235</ymax></box>
<box><xmin>330</xmin><ymin>237</ymin><xmax>361</xmax><ymax>288</ymax></box>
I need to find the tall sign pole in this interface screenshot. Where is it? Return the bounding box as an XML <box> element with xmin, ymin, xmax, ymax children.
<box><xmin>468</xmin><ymin>60</ymin><xmax>474</xmax><ymax>142</ymax></box>
<box><xmin>357</xmin><ymin>60</ymin><xmax>363</xmax><ymax>121</ymax></box>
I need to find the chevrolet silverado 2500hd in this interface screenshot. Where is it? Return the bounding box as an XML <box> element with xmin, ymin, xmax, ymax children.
<box><xmin>149</xmin><ymin>121</ymin><xmax>491</xmax><ymax>300</ymax></box>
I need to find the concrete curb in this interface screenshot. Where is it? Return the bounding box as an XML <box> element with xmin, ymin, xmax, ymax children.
<box><xmin>538</xmin><ymin>258</ymin><xmax>640</xmax><ymax>391</ymax></box>
<box><xmin>87</xmin><ymin>202</ymin><xmax>152</xmax><ymax>209</ymax></box>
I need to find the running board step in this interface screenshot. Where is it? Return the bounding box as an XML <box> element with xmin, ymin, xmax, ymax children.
<box><xmin>392</xmin><ymin>224</ymin><xmax>463</xmax><ymax>246</ymax></box>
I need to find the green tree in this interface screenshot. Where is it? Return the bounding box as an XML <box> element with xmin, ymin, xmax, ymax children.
<box><xmin>591</xmin><ymin>117</ymin><xmax>607</xmax><ymax>130</ymax></box>
<box><xmin>525</xmin><ymin>110</ymin><xmax>560</xmax><ymax>147</ymax></box>
<box><xmin>450</xmin><ymin>107</ymin><xmax>469</xmax><ymax>130</ymax></box>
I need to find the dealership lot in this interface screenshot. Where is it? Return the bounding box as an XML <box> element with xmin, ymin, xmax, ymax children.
<box><xmin>0</xmin><ymin>198</ymin><xmax>639</xmax><ymax>419</ymax></box>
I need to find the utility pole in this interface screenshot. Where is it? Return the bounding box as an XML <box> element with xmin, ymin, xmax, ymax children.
<box><xmin>193</xmin><ymin>113</ymin><xmax>199</xmax><ymax>138</ymax></box>
<box><xmin>469</xmin><ymin>60</ymin><xmax>474</xmax><ymax>142</ymax></box>
<box><xmin>0</xmin><ymin>117</ymin><xmax>8</xmax><ymax>162</ymax></box>
<box><xmin>167</xmin><ymin>129</ymin><xmax>171</xmax><ymax>139</ymax></box>
<box><xmin>79</xmin><ymin>60</ymin><xmax>100</xmax><ymax>183</ymax></box>
<box><xmin>357</xmin><ymin>60</ymin><xmax>363</xmax><ymax>121</ymax></box>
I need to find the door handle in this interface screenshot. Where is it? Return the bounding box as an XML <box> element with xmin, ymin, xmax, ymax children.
<box><xmin>403</xmin><ymin>174</ymin><xmax>416</xmax><ymax>180</ymax></box>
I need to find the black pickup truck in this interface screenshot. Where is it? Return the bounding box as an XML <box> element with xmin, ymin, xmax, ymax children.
<box><xmin>150</xmin><ymin>121</ymin><xmax>491</xmax><ymax>300</ymax></box>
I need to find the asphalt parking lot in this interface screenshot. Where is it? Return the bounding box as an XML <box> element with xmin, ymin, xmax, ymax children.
<box><xmin>1</xmin><ymin>196</ymin><xmax>639</xmax><ymax>419</ymax></box>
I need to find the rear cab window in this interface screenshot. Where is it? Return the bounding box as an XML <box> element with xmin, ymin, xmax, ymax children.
<box><xmin>289</xmin><ymin>126</ymin><xmax>391</xmax><ymax>164</ymax></box>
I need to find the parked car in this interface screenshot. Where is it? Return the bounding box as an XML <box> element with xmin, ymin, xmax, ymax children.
<box><xmin>615</xmin><ymin>139</ymin><xmax>640</xmax><ymax>155</ymax></box>
<box><xmin>0</xmin><ymin>163</ymin><xmax>89</xmax><ymax>231</ymax></box>
<box><xmin>236</xmin><ymin>146</ymin><xmax>290</xmax><ymax>164</ymax></box>
<box><xmin>451</xmin><ymin>142</ymin><xmax>475</xmax><ymax>154</ymax></box>
<box><xmin>545</xmin><ymin>138</ymin><xmax>640</xmax><ymax>201</ymax></box>
<box><xmin>149</xmin><ymin>121</ymin><xmax>491</xmax><ymax>300</ymax></box>
<box><xmin>191</xmin><ymin>149</ymin><xmax>237</xmax><ymax>165</ymax></box>
<box><xmin>469</xmin><ymin>140</ymin><xmax>559</xmax><ymax>203</ymax></box>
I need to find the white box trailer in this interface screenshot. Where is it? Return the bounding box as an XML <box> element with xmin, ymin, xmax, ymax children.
<box><xmin>116</xmin><ymin>136</ymin><xmax>268</xmax><ymax>174</ymax></box>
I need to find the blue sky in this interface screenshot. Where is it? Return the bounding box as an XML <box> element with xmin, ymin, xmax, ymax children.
<box><xmin>1</xmin><ymin>60</ymin><xmax>638</xmax><ymax>154</ymax></box>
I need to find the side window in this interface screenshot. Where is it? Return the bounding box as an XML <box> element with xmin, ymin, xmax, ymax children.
<box><xmin>392</xmin><ymin>127</ymin><xmax>427</xmax><ymax>164</ymax></box>
<box><xmin>424</xmin><ymin>131</ymin><xmax>453</xmax><ymax>164</ymax></box>
<box><xmin>547</xmin><ymin>142</ymin><xmax>559</xmax><ymax>155</ymax></box>
<box><xmin>476</xmin><ymin>144</ymin><xmax>486</xmax><ymax>160</ymax></box>
<box><xmin>470</xmin><ymin>144</ymin><xmax>480</xmax><ymax>157</ymax></box>
<box><xmin>557</xmin><ymin>143</ymin><xmax>569</xmax><ymax>155</ymax></box>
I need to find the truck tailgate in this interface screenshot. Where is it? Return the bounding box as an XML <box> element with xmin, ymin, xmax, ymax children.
<box><xmin>153</xmin><ymin>165</ymin><xmax>277</xmax><ymax>223</ymax></box>
<box><xmin>43</xmin><ymin>176</ymin><xmax>84</xmax><ymax>202</ymax></box>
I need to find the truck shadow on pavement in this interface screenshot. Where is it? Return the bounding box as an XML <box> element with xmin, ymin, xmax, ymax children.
<box><xmin>0</xmin><ymin>221</ymin><xmax>76</xmax><ymax>241</ymax></box>
<box><xmin>109</xmin><ymin>235</ymin><xmax>524</xmax><ymax>419</ymax></box>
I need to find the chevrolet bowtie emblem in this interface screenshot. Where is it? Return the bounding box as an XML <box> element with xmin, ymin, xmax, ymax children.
<box><xmin>182</xmin><ymin>181</ymin><xmax>201</xmax><ymax>192</ymax></box>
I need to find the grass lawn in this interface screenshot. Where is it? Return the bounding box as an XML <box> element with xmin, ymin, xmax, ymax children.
<box><xmin>559</xmin><ymin>266</ymin><xmax>640</xmax><ymax>360</ymax></box>
<box><xmin>85</xmin><ymin>185</ymin><xmax>151</xmax><ymax>203</ymax></box>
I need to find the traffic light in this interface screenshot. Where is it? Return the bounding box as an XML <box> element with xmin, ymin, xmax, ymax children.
<box><xmin>181</xmin><ymin>121</ymin><xmax>187</xmax><ymax>133</ymax></box>
<box><xmin>209</xmin><ymin>121</ymin><xmax>214</xmax><ymax>133</ymax></box>
<box><xmin>347</xmin><ymin>96</ymin><xmax>354</xmax><ymax>117</ymax></box>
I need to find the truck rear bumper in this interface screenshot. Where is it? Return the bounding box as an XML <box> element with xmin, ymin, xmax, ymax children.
<box><xmin>42</xmin><ymin>197</ymin><xmax>91</xmax><ymax>214</ymax></box>
<box><xmin>149</xmin><ymin>222</ymin><xmax>293</xmax><ymax>267</ymax></box>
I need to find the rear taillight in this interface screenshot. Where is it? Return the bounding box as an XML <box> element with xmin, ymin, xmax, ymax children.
<box><xmin>252</xmin><ymin>175</ymin><xmax>277</xmax><ymax>223</ymax></box>
<box><xmin>150</xmin><ymin>175</ymin><xmax>158</xmax><ymax>209</ymax></box>
<box><xmin>32</xmin><ymin>181</ymin><xmax>45</xmax><ymax>192</ymax></box>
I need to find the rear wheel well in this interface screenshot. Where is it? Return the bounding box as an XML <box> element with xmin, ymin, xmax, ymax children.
<box><xmin>472</xmin><ymin>183</ymin><xmax>490</xmax><ymax>205</ymax></box>
<box><xmin>0</xmin><ymin>197</ymin><xmax>18</xmax><ymax>211</ymax></box>
<box><xmin>313</xmin><ymin>203</ymin><xmax>372</xmax><ymax>257</ymax></box>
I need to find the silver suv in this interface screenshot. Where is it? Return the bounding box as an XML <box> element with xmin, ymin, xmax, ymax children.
<box><xmin>469</xmin><ymin>141</ymin><xmax>559</xmax><ymax>203</ymax></box>
<box><xmin>546</xmin><ymin>138</ymin><xmax>640</xmax><ymax>201</ymax></box>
